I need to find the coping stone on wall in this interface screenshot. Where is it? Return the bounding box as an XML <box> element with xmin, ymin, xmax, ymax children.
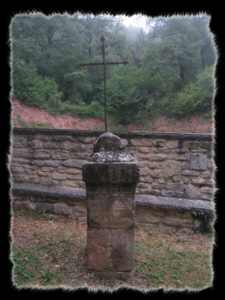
<box><xmin>11</xmin><ymin>183</ymin><xmax>214</xmax><ymax>215</ymax></box>
<box><xmin>12</xmin><ymin>128</ymin><xmax>214</xmax><ymax>141</ymax></box>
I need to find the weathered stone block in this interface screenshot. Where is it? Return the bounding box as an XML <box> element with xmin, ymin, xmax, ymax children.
<box><xmin>54</xmin><ymin>203</ymin><xmax>70</xmax><ymax>215</ymax></box>
<box><xmin>71</xmin><ymin>205</ymin><xmax>86</xmax><ymax>216</ymax></box>
<box><xmin>13</xmin><ymin>149</ymin><xmax>33</xmax><ymax>158</ymax></box>
<box><xmin>67</xmin><ymin>168</ymin><xmax>81</xmax><ymax>174</ymax></box>
<box><xmin>10</xmin><ymin>166</ymin><xmax>24</xmax><ymax>174</ymax></box>
<box><xmin>83</xmin><ymin>162</ymin><xmax>139</xmax><ymax>184</ymax></box>
<box><xmin>138</xmin><ymin>153</ymin><xmax>149</xmax><ymax>160</ymax></box>
<box><xmin>13</xmin><ymin>201</ymin><xmax>35</xmax><ymax>212</ymax></box>
<box><xmin>41</xmin><ymin>166</ymin><xmax>54</xmax><ymax>172</ymax></box>
<box><xmin>37</xmin><ymin>171</ymin><xmax>49</xmax><ymax>177</ymax></box>
<box><xmin>161</xmin><ymin>190</ymin><xmax>184</xmax><ymax>198</ymax></box>
<box><xmin>164</xmin><ymin>161</ymin><xmax>181</xmax><ymax>179</ymax></box>
<box><xmin>153</xmin><ymin>139</ymin><xmax>165</xmax><ymax>147</ymax></box>
<box><xmin>52</xmin><ymin>172</ymin><xmax>67</xmax><ymax>180</ymax></box>
<box><xmin>150</xmin><ymin>170</ymin><xmax>161</xmax><ymax>178</ymax></box>
<box><xmin>112</xmin><ymin>229</ymin><xmax>134</xmax><ymax>271</ymax></box>
<box><xmin>83</xmin><ymin>132</ymin><xmax>139</xmax><ymax>276</ymax></box>
<box><xmin>187</xmin><ymin>153</ymin><xmax>208</xmax><ymax>170</ymax></box>
<box><xmin>87</xmin><ymin>192</ymin><xmax>134</xmax><ymax>229</ymax></box>
<box><xmin>172</xmin><ymin>155</ymin><xmax>187</xmax><ymax>161</ymax></box>
<box><xmin>39</xmin><ymin>177</ymin><xmax>58</xmax><ymax>186</ymax></box>
<box><xmin>62</xmin><ymin>159</ymin><xmax>83</xmax><ymax>168</ymax></box>
<box><xmin>136</xmin><ymin>138</ymin><xmax>152</xmax><ymax>147</ymax></box>
<box><xmin>67</xmin><ymin>174</ymin><xmax>82</xmax><ymax>180</ymax></box>
<box><xmin>165</xmin><ymin>183</ymin><xmax>184</xmax><ymax>192</ymax></box>
<box><xmin>181</xmin><ymin>170</ymin><xmax>200</xmax><ymax>176</ymax></box>
<box><xmin>166</xmin><ymin>140</ymin><xmax>179</xmax><ymax>149</ymax></box>
<box><xmin>43</xmin><ymin>141</ymin><xmax>59</xmax><ymax>149</ymax></box>
<box><xmin>148</xmin><ymin>162</ymin><xmax>161</xmax><ymax>169</ymax></box>
<box><xmin>51</xmin><ymin>150</ymin><xmax>69</xmax><ymax>160</ymax></box>
<box><xmin>188</xmin><ymin>141</ymin><xmax>200</xmax><ymax>148</ymax></box>
<box><xmin>149</xmin><ymin>154</ymin><xmax>167</xmax><ymax>161</ymax></box>
<box><xmin>34</xmin><ymin>150</ymin><xmax>51</xmax><ymax>159</ymax></box>
<box><xmin>140</xmin><ymin>168</ymin><xmax>149</xmax><ymax>176</ymax></box>
<box><xmin>184</xmin><ymin>184</ymin><xmax>201</xmax><ymax>199</ymax></box>
<box><xmin>28</xmin><ymin>140</ymin><xmax>43</xmax><ymax>149</ymax></box>
<box><xmin>44</xmin><ymin>160</ymin><xmax>59</xmax><ymax>167</ymax></box>
<box><xmin>87</xmin><ymin>229</ymin><xmax>112</xmax><ymax>271</ymax></box>
<box><xmin>36</xmin><ymin>203</ymin><xmax>54</xmax><ymax>214</ymax></box>
<box><xmin>153</xmin><ymin>148</ymin><xmax>170</xmax><ymax>154</ymax></box>
<box><xmin>138</xmin><ymin>147</ymin><xmax>150</xmax><ymax>153</ymax></box>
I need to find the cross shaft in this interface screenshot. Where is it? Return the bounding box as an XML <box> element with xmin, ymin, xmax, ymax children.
<box><xmin>79</xmin><ymin>35</ymin><xmax>128</xmax><ymax>132</ymax></box>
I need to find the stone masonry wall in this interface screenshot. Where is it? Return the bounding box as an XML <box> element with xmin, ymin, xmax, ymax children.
<box><xmin>10</xmin><ymin>128</ymin><xmax>214</xmax><ymax>202</ymax></box>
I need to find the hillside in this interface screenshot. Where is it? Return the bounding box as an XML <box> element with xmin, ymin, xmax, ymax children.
<box><xmin>11</xmin><ymin>99</ymin><xmax>213</xmax><ymax>134</ymax></box>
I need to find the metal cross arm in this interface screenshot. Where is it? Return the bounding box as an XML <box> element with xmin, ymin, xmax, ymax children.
<box><xmin>78</xmin><ymin>35</ymin><xmax>128</xmax><ymax>132</ymax></box>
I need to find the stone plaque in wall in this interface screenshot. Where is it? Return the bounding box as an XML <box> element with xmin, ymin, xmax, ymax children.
<box><xmin>187</xmin><ymin>153</ymin><xmax>208</xmax><ymax>171</ymax></box>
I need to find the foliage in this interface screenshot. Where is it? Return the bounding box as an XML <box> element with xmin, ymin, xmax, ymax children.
<box><xmin>10</xmin><ymin>13</ymin><xmax>216</xmax><ymax>124</ymax></box>
<box><xmin>168</xmin><ymin>66</ymin><xmax>214</xmax><ymax>118</ymax></box>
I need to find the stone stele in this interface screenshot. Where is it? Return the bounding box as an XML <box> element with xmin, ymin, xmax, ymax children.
<box><xmin>82</xmin><ymin>132</ymin><xmax>140</xmax><ymax>280</ymax></box>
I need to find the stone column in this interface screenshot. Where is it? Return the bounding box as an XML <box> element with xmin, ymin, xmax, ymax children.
<box><xmin>82</xmin><ymin>132</ymin><xmax>140</xmax><ymax>280</ymax></box>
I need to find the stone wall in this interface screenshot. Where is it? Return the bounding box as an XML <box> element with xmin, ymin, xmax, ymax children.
<box><xmin>10</xmin><ymin>128</ymin><xmax>214</xmax><ymax>202</ymax></box>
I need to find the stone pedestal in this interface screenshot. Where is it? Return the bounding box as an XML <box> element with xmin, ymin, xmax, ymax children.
<box><xmin>82</xmin><ymin>132</ymin><xmax>139</xmax><ymax>279</ymax></box>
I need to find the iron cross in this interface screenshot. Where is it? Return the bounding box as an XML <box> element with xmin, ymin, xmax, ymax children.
<box><xmin>79</xmin><ymin>35</ymin><xmax>128</xmax><ymax>132</ymax></box>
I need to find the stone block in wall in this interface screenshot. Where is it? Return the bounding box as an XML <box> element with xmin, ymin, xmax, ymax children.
<box><xmin>43</xmin><ymin>160</ymin><xmax>59</xmax><ymax>167</ymax></box>
<box><xmin>188</xmin><ymin>141</ymin><xmax>200</xmax><ymax>148</ymax></box>
<box><xmin>137</xmin><ymin>153</ymin><xmax>149</xmax><ymax>160</ymax></box>
<box><xmin>43</xmin><ymin>141</ymin><xmax>59</xmax><ymax>149</ymax></box>
<box><xmin>153</xmin><ymin>139</ymin><xmax>165</xmax><ymax>148</ymax></box>
<box><xmin>37</xmin><ymin>171</ymin><xmax>49</xmax><ymax>177</ymax></box>
<box><xmin>71</xmin><ymin>205</ymin><xmax>87</xmax><ymax>217</ymax></box>
<box><xmin>148</xmin><ymin>162</ymin><xmax>161</xmax><ymax>169</ymax></box>
<box><xmin>54</xmin><ymin>203</ymin><xmax>70</xmax><ymax>216</ymax></box>
<box><xmin>62</xmin><ymin>159</ymin><xmax>83</xmax><ymax>168</ymax></box>
<box><xmin>51</xmin><ymin>150</ymin><xmax>69</xmax><ymax>160</ymax></box>
<box><xmin>140</xmin><ymin>168</ymin><xmax>149</xmax><ymax>176</ymax></box>
<box><xmin>13</xmin><ymin>149</ymin><xmax>33</xmax><ymax>159</ymax></box>
<box><xmin>149</xmin><ymin>155</ymin><xmax>167</xmax><ymax>161</ymax></box>
<box><xmin>166</xmin><ymin>140</ymin><xmax>181</xmax><ymax>149</ymax></box>
<box><xmin>136</xmin><ymin>138</ymin><xmax>153</xmax><ymax>147</ymax></box>
<box><xmin>34</xmin><ymin>150</ymin><xmax>51</xmax><ymax>159</ymax></box>
<box><xmin>144</xmin><ymin>188</ymin><xmax>161</xmax><ymax>196</ymax></box>
<box><xmin>184</xmin><ymin>184</ymin><xmax>201</xmax><ymax>199</ymax></box>
<box><xmin>181</xmin><ymin>170</ymin><xmax>200</xmax><ymax>176</ymax></box>
<box><xmin>152</xmin><ymin>148</ymin><xmax>170</xmax><ymax>154</ymax></box>
<box><xmin>67</xmin><ymin>168</ymin><xmax>81</xmax><ymax>174</ymax></box>
<box><xmin>28</xmin><ymin>140</ymin><xmax>43</xmax><ymax>149</ymax></box>
<box><xmin>39</xmin><ymin>177</ymin><xmax>58</xmax><ymax>186</ymax></box>
<box><xmin>67</xmin><ymin>174</ymin><xmax>82</xmax><ymax>180</ymax></box>
<box><xmin>51</xmin><ymin>172</ymin><xmax>67</xmax><ymax>180</ymax></box>
<box><xmin>161</xmin><ymin>190</ymin><xmax>184</xmax><ymax>198</ymax></box>
<box><xmin>163</xmin><ymin>161</ymin><xmax>182</xmax><ymax>180</ymax></box>
<box><xmin>140</xmin><ymin>175</ymin><xmax>152</xmax><ymax>183</ymax></box>
<box><xmin>10</xmin><ymin>165</ymin><xmax>24</xmax><ymax>174</ymax></box>
<box><xmin>187</xmin><ymin>153</ymin><xmax>208</xmax><ymax>170</ymax></box>
<box><xmin>12</xmin><ymin>135</ymin><xmax>28</xmax><ymax>148</ymax></box>
<box><xmin>138</xmin><ymin>147</ymin><xmax>150</xmax><ymax>153</ymax></box>
<box><xmin>150</xmin><ymin>170</ymin><xmax>161</xmax><ymax>178</ymax></box>
<box><xmin>36</xmin><ymin>202</ymin><xmax>54</xmax><ymax>214</ymax></box>
<box><xmin>13</xmin><ymin>201</ymin><xmax>35</xmax><ymax>212</ymax></box>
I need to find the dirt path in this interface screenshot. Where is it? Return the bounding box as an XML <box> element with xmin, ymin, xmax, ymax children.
<box><xmin>11</xmin><ymin>99</ymin><xmax>214</xmax><ymax>133</ymax></box>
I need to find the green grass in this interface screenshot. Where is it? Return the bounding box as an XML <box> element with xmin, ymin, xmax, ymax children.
<box><xmin>11</xmin><ymin>212</ymin><xmax>213</xmax><ymax>290</ymax></box>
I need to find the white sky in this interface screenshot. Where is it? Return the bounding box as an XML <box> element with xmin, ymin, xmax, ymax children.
<box><xmin>118</xmin><ymin>14</ymin><xmax>149</xmax><ymax>32</ymax></box>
